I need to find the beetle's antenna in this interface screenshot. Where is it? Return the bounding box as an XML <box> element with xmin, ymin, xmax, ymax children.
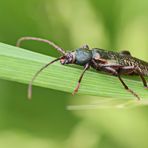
<box><xmin>16</xmin><ymin>37</ymin><xmax>66</xmax><ymax>55</ymax></box>
<box><xmin>28</xmin><ymin>57</ymin><xmax>61</xmax><ymax>99</ymax></box>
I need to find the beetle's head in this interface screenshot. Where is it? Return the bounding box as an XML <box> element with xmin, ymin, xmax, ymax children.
<box><xmin>60</xmin><ymin>45</ymin><xmax>92</xmax><ymax>66</ymax></box>
<box><xmin>60</xmin><ymin>52</ymin><xmax>76</xmax><ymax>65</ymax></box>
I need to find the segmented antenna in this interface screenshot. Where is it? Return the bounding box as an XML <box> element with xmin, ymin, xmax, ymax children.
<box><xmin>16</xmin><ymin>36</ymin><xmax>66</xmax><ymax>55</ymax></box>
<box><xmin>28</xmin><ymin>57</ymin><xmax>62</xmax><ymax>99</ymax></box>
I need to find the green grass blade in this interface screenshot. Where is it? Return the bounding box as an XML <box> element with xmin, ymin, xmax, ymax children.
<box><xmin>0</xmin><ymin>42</ymin><xmax>148</xmax><ymax>106</ymax></box>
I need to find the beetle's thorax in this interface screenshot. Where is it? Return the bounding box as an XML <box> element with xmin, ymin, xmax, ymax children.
<box><xmin>75</xmin><ymin>48</ymin><xmax>92</xmax><ymax>65</ymax></box>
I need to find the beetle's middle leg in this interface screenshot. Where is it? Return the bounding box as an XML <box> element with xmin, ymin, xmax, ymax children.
<box><xmin>99</xmin><ymin>66</ymin><xmax>140</xmax><ymax>100</ymax></box>
<box><xmin>72</xmin><ymin>63</ymin><xmax>90</xmax><ymax>95</ymax></box>
<box><xmin>101</xmin><ymin>65</ymin><xmax>148</xmax><ymax>88</ymax></box>
<box><xmin>117</xmin><ymin>75</ymin><xmax>140</xmax><ymax>100</ymax></box>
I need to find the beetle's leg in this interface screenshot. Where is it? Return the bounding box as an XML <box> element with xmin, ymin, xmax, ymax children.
<box><xmin>100</xmin><ymin>67</ymin><xmax>118</xmax><ymax>75</ymax></box>
<box><xmin>99</xmin><ymin>66</ymin><xmax>140</xmax><ymax>100</ymax></box>
<box><xmin>91</xmin><ymin>59</ymin><xmax>122</xmax><ymax>71</ymax></box>
<box><xmin>72</xmin><ymin>63</ymin><xmax>90</xmax><ymax>95</ymax></box>
<box><xmin>99</xmin><ymin>64</ymin><xmax>122</xmax><ymax>68</ymax></box>
<box><xmin>92</xmin><ymin>60</ymin><xmax>123</xmax><ymax>70</ymax></box>
<box><xmin>135</xmin><ymin>68</ymin><xmax>148</xmax><ymax>88</ymax></box>
<box><xmin>117</xmin><ymin>75</ymin><xmax>140</xmax><ymax>100</ymax></box>
<box><xmin>100</xmin><ymin>64</ymin><xmax>147</xmax><ymax>88</ymax></box>
<box><xmin>118</xmin><ymin>66</ymin><xmax>135</xmax><ymax>75</ymax></box>
<box><xmin>119</xmin><ymin>66</ymin><xmax>148</xmax><ymax>88</ymax></box>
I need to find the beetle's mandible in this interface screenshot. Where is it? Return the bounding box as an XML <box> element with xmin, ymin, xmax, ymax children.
<box><xmin>16</xmin><ymin>37</ymin><xmax>148</xmax><ymax>100</ymax></box>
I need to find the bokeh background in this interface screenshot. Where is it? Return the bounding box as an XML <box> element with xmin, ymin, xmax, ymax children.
<box><xmin>0</xmin><ymin>0</ymin><xmax>148</xmax><ymax>148</ymax></box>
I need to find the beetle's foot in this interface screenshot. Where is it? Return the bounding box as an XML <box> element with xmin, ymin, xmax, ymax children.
<box><xmin>72</xmin><ymin>83</ymin><xmax>80</xmax><ymax>96</ymax></box>
<box><xmin>127</xmin><ymin>88</ymin><xmax>141</xmax><ymax>101</ymax></box>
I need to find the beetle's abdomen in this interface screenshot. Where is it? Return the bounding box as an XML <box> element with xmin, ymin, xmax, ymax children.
<box><xmin>118</xmin><ymin>56</ymin><xmax>148</xmax><ymax>75</ymax></box>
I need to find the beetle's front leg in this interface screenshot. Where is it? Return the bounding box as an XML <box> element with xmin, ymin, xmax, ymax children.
<box><xmin>72</xmin><ymin>63</ymin><xmax>90</xmax><ymax>95</ymax></box>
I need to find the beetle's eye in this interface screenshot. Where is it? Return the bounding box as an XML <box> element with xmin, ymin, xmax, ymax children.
<box><xmin>60</xmin><ymin>57</ymin><xmax>66</xmax><ymax>64</ymax></box>
<box><xmin>60</xmin><ymin>58</ymin><xmax>65</xmax><ymax>63</ymax></box>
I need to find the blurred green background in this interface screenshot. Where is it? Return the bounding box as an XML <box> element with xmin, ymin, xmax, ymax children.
<box><xmin>0</xmin><ymin>0</ymin><xmax>148</xmax><ymax>148</ymax></box>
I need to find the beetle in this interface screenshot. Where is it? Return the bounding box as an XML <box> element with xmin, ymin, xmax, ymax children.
<box><xmin>16</xmin><ymin>37</ymin><xmax>148</xmax><ymax>100</ymax></box>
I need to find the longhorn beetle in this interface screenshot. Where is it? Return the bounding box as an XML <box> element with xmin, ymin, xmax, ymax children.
<box><xmin>16</xmin><ymin>37</ymin><xmax>148</xmax><ymax>100</ymax></box>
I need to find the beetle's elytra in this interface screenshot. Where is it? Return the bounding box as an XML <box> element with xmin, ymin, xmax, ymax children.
<box><xmin>16</xmin><ymin>37</ymin><xmax>148</xmax><ymax>100</ymax></box>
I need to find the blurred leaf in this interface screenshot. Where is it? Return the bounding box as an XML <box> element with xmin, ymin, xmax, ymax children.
<box><xmin>0</xmin><ymin>42</ymin><xmax>148</xmax><ymax>107</ymax></box>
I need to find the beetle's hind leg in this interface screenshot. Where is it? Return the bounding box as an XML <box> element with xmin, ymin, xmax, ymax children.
<box><xmin>72</xmin><ymin>63</ymin><xmax>90</xmax><ymax>95</ymax></box>
<box><xmin>135</xmin><ymin>68</ymin><xmax>148</xmax><ymax>88</ymax></box>
<box><xmin>119</xmin><ymin>66</ymin><xmax>148</xmax><ymax>88</ymax></box>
